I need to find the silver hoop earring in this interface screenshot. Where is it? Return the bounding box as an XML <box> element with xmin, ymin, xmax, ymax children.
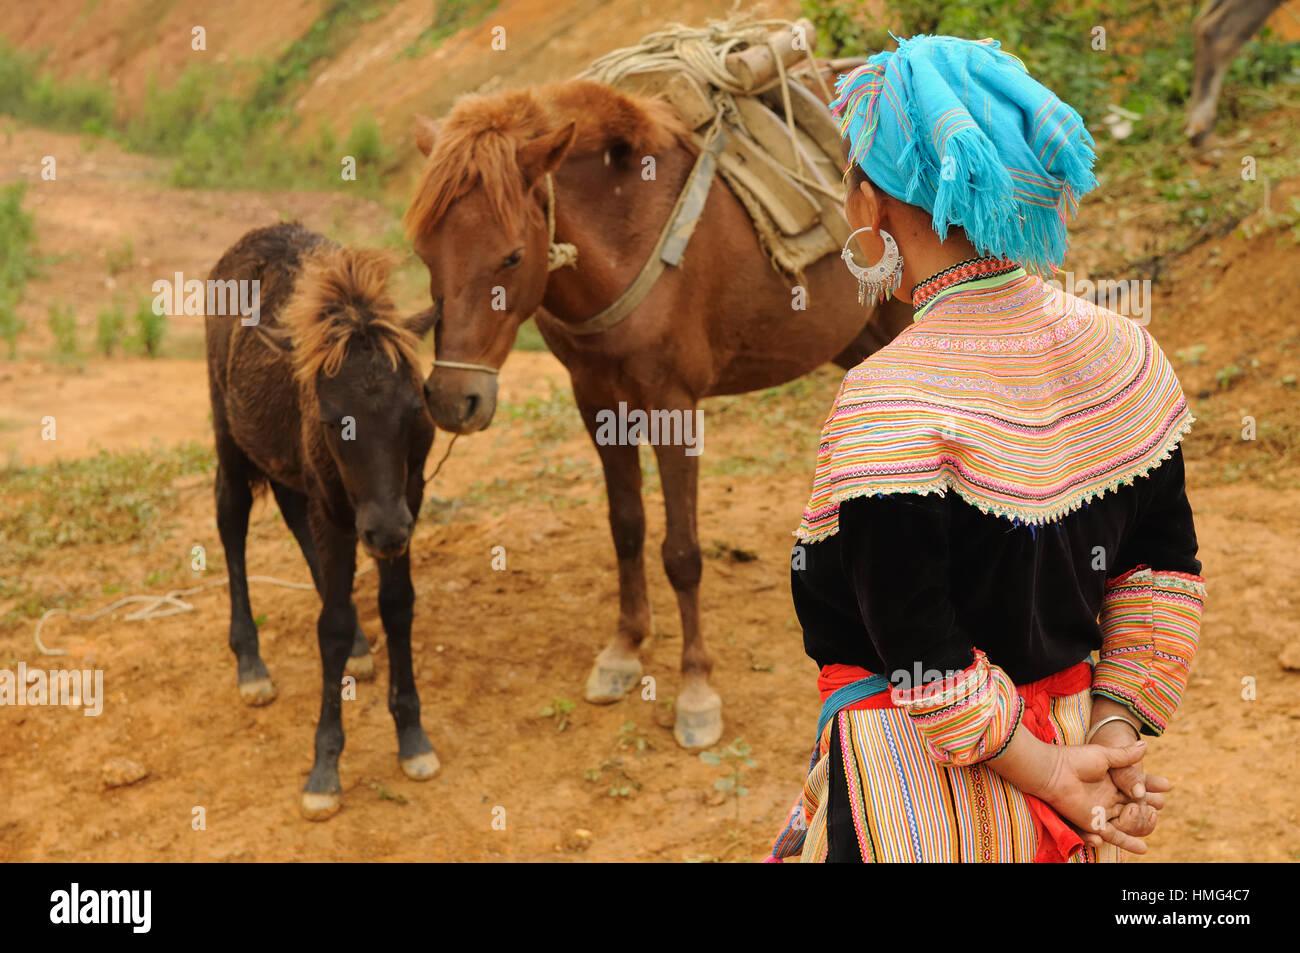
<box><xmin>841</xmin><ymin>226</ymin><xmax>903</xmax><ymax>306</ymax></box>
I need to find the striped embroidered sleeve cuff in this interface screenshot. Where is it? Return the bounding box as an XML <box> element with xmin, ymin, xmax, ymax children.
<box><xmin>1093</xmin><ymin>565</ymin><xmax>1207</xmax><ymax>736</ymax></box>
<box><xmin>891</xmin><ymin>649</ymin><xmax>1024</xmax><ymax>766</ymax></box>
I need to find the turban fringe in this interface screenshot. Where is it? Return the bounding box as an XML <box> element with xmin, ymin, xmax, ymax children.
<box><xmin>831</xmin><ymin>35</ymin><xmax>1097</xmax><ymax>277</ymax></box>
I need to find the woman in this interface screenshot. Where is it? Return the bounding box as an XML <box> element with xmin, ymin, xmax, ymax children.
<box><xmin>767</xmin><ymin>35</ymin><xmax>1205</xmax><ymax>863</ymax></box>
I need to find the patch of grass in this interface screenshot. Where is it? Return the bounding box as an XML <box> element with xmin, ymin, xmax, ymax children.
<box><xmin>130</xmin><ymin>295</ymin><xmax>166</xmax><ymax>357</ymax></box>
<box><xmin>1</xmin><ymin>6</ymin><xmax>402</xmax><ymax>196</ymax></box>
<box><xmin>247</xmin><ymin>0</ymin><xmax>397</xmax><ymax>122</ymax></box>
<box><xmin>48</xmin><ymin>301</ymin><xmax>78</xmax><ymax>359</ymax></box>
<box><xmin>498</xmin><ymin>384</ymin><xmax>582</xmax><ymax>446</ymax></box>
<box><xmin>0</xmin><ymin>182</ymin><xmax>37</xmax><ymax>359</ymax></box>
<box><xmin>1215</xmin><ymin>364</ymin><xmax>1243</xmax><ymax>390</ymax></box>
<box><xmin>617</xmin><ymin>720</ymin><xmax>652</xmax><ymax>753</ymax></box>
<box><xmin>370</xmin><ymin>782</ymin><xmax>409</xmax><ymax>805</ymax></box>
<box><xmin>1237</xmin><ymin>195</ymin><xmax>1300</xmax><ymax>245</ymax></box>
<box><xmin>95</xmin><ymin>299</ymin><xmax>126</xmax><ymax>356</ymax></box>
<box><xmin>538</xmin><ymin>697</ymin><xmax>576</xmax><ymax>732</ymax></box>
<box><xmin>402</xmin><ymin>0</ymin><xmax>501</xmax><ymax>58</ymax></box>
<box><xmin>459</xmin><ymin>456</ymin><xmax>595</xmax><ymax>514</ymax></box>
<box><xmin>700</xmin><ymin>738</ymin><xmax>757</xmax><ymax>821</ymax></box>
<box><xmin>0</xmin><ymin>441</ymin><xmax>215</xmax><ymax>566</ymax></box>
<box><xmin>0</xmin><ymin>40</ymin><xmax>115</xmax><ymax>134</ymax></box>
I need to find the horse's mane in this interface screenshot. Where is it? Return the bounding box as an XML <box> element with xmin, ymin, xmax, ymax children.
<box><xmin>403</xmin><ymin>79</ymin><xmax>689</xmax><ymax>240</ymax></box>
<box><xmin>283</xmin><ymin>247</ymin><xmax>422</xmax><ymax>385</ymax></box>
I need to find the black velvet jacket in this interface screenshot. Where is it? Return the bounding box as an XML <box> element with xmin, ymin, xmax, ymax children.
<box><xmin>791</xmin><ymin>446</ymin><xmax>1201</xmax><ymax>687</ymax></box>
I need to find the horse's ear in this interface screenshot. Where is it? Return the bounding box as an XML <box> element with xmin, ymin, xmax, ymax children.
<box><xmin>405</xmin><ymin>299</ymin><xmax>442</xmax><ymax>339</ymax></box>
<box><xmin>414</xmin><ymin>114</ymin><xmax>440</xmax><ymax>157</ymax></box>
<box><xmin>258</xmin><ymin>324</ymin><xmax>295</xmax><ymax>353</ymax></box>
<box><xmin>517</xmin><ymin>121</ymin><xmax>576</xmax><ymax>186</ymax></box>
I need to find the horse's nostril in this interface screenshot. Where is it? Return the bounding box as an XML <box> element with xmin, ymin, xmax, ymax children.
<box><xmin>463</xmin><ymin>394</ymin><xmax>479</xmax><ymax>421</ymax></box>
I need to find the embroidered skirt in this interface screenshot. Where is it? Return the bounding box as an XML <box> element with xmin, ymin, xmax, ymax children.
<box><xmin>768</xmin><ymin>665</ymin><xmax>1123</xmax><ymax>863</ymax></box>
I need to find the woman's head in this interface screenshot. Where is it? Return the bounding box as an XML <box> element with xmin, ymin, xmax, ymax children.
<box><xmin>840</xmin><ymin>137</ymin><xmax>979</xmax><ymax>303</ymax></box>
<box><xmin>831</xmin><ymin>35</ymin><xmax>1097</xmax><ymax>277</ymax></box>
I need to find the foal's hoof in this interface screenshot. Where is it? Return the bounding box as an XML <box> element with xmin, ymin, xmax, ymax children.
<box><xmin>345</xmin><ymin>652</ymin><xmax>375</xmax><ymax>681</ymax></box>
<box><xmin>301</xmin><ymin>791</ymin><xmax>341</xmax><ymax>821</ymax></box>
<box><xmin>673</xmin><ymin>685</ymin><xmax>723</xmax><ymax>749</ymax></box>
<box><xmin>584</xmin><ymin>650</ymin><xmax>643</xmax><ymax>704</ymax></box>
<box><xmin>400</xmin><ymin>750</ymin><xmax>441</xmax><ymax>781</ymax></box>
<box><xmin>238</xmin><ymin>677</ymin><xmax>277</xmax><ymax>707</ymax></box>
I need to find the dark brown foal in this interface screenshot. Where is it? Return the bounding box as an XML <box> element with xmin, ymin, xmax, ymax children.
<box><xmin>205</xmin><ymin>223</ymin><xmax>441</xmax><ymax>818</ymax></box>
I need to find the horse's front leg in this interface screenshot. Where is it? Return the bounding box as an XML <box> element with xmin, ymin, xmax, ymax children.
<box><xmin>576</xmin><ymin>396</ymin><xmax>652</xmax><ymax>703</ymax></box>
<box><xmin>378</xmin><ymin>550</ymin><xmax>439</xmax><ymax>780</ymax></box>
<box><xmin>652</xmin><ymin>417</ymin><xmax>720</xmax><ymax>749</ymax></box>
<box><xmin>301</xmin><ymin>507</ymin><xmax>357</xmax><ymax>821</ymax></box>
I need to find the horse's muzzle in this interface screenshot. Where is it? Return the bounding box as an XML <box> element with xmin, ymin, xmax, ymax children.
<box><xmin>424</xmin><ymin>370</ymin><xmax>498</xmax><ymax>434</ymax></box>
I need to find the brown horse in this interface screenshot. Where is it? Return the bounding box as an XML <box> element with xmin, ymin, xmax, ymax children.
<box><xmin>404</xmin><ymin>79</ymin><xmax>910</xmax><ymax>748</ymax></box>
<box><xmin>205</xmin><ymin>223</ymin><xmax>441</xmax><ymax>818</ymax></box>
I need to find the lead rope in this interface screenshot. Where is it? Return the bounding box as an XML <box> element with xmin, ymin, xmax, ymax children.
<box><xmin>545</xmin><ymin>173</ymin><xmax>578</xmax><ymax>272</ymax></box>
<box><xmin>423</xmin><ymin>432</ymin><xmax>459</xmax><ymax>482</ymax></box>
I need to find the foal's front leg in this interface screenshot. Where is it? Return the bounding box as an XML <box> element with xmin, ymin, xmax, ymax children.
<box><xmin>301</xmin><ymin>507</ymin><xmax>358</xmax><ymax>821</ymax></box>
<box><xmin>377</xmin><ymin>552</ymin><xmax>438</xmax><ymax>780</ymax></box>
<box><xmin>270</xmin><ymin>480</ymin><xmax>375</xmax><ymax>681</ymax></box>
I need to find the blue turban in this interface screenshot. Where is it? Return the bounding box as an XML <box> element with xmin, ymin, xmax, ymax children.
<box><xmin>830</xmin><ymin>35</ymin><xmax>1097</xmax><ymax>276</ymax></box>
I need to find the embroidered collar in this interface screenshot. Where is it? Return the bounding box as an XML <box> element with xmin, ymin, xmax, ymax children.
<box><xmin>794</xmin><ymin>274</ymin><xmax>1193</xmax><ymax>542</ymax></box>
<box><xmin>911</xmin><ymin>257</ymin><xmax>1021</xmax><ymax>316</ymax></box>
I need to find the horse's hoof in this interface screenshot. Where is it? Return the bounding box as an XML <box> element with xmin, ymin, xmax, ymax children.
<box><xmin>673</xmin><ymin>686</ymin><xmax>723</xmax><ymax>749</ymax></box>
<box><xmin>301</xmin><ymin>791</ymin><xmax>340</xmax><ymax>821</ymax></box>
<box><xmin>238</xmin><ymin>677</ymin><xmax>277</xmax><ymax>707</ymax></box>
<box><xmin>400</xmin><ymin>750</ymin><xmax>441</xmax><ymax>781</ymax></box>
<box><xmin>345</xmin><ymin>652</ymin><xmax>375</xmax><ymax>681</ymax></box>
<box><xmin>584</xmin><ymin>651</ymin><xmax>643</xmax><ymax>704</ymax></box>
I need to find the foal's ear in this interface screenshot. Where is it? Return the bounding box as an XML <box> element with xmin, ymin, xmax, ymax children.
<box><xmin>405</xmin><ymin>299</ymin><xmax>442</xmax><ymax>339</ymax></box>
<box><xmin>517</xmin><ymin>121</ymin><xmax>576</xmax><ymax>186</ymax></box>
<box><xmin>414</xmin><ymin>114</ymin><xmax>440</xmax><ymax>158</ymax></box>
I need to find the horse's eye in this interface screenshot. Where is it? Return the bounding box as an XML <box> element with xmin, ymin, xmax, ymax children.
<box><xmin>502</xmin><ymin>248</ymin><xmax>523</xmax><ymax>269</ymax></box>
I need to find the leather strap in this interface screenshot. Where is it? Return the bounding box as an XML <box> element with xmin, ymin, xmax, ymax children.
<box><xmin>560</xmin><ymin>115</ymin><xmax>728</xmax><ymax>336</ymax></box>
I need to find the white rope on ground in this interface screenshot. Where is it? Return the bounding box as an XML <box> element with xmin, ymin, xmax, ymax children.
<box><xmin>32</xmin><ymin>425</ymin><xmax>462</xmax><ymax>657</ymax></box>
<box><xmin>33</xmin><ymin>565</ymin><xmax>377</xmax><ymax>657</ymax></box>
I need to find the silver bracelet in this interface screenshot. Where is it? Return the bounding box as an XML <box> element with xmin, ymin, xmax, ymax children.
<box><xmin>1087</xmin><ymin>714</ymin><xmax>1142</xmax><ymax>744</ymax></box>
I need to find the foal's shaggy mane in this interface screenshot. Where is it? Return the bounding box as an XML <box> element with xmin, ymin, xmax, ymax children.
<box><xmin>403</xmin><ymin>79</ymin><xmax>688</xmax><ymax>239</ymax></box>
<box><xmin>283</xmin><ymin>247</ymin><xmax>422</xmax><ymax>386</ymax></box>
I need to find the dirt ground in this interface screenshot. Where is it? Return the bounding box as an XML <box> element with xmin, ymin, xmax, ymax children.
<box><xmin>2</xmin><ymin>26</ymin><xmax>1300</xmax><ymax>861</ymax></box>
